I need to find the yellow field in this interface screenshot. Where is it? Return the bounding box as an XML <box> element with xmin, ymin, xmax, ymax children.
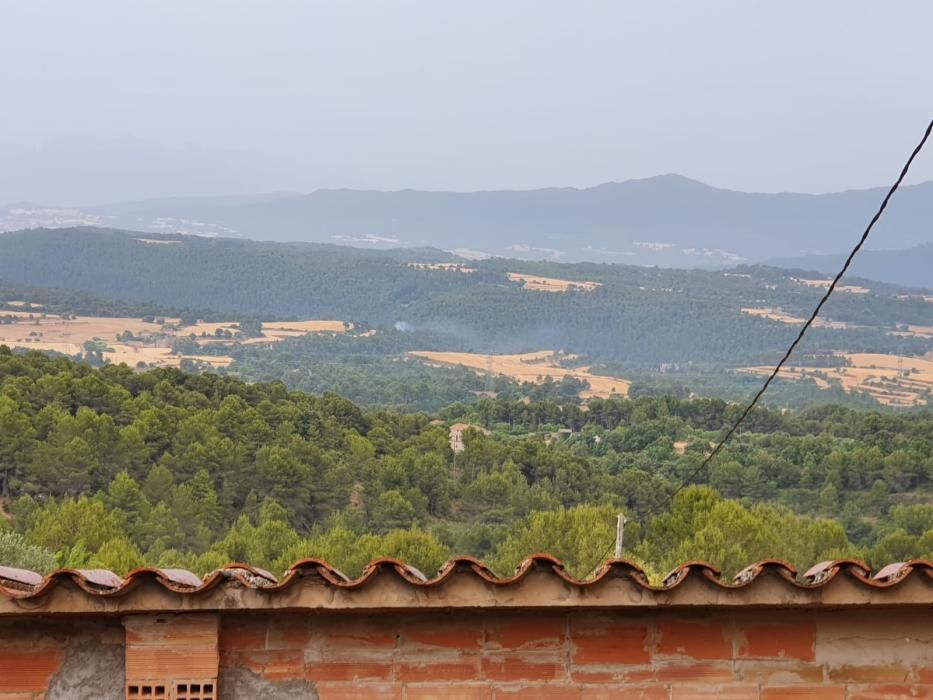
<box><xmin>178</xmin><ymin>321</ymin><xmax>240</xmax><ymax>335</ymax></box>
<box><xmin>740</xmin><ymin>307</ymin><xmax>850</xmax><ymax>330</ymax></box>
<box><xmin>103</xmin><ymin>345</ymin><xmax>234</xmax><ymax>368</ymax></box>
<box><xmin>177</xmin><ymin>319</ymin><xmax>350</xmax><ymax>342</ymax></box>
<box><xmin>135</xmin><ymin>238</ymin><xmax>181</xmax><ymax>245</ymax></box>
<box><xmin>739</xmin><ymin>353</ymin><xmax>933</xmax><ymax>406</ymax></box>
<box><xmin>2</xmin><ymin>310</ymin><xmax>61</xmax><ymax>319</ymax></box>
<box><xmin>0</xmin><ymin>310</ymin><xmax>352</xmax><ymax>370</ymax></box>
<box><xmin>408</xmin><ymin>350</ymin><xmax>630</xmax><ymax>398</ymax></box>
<box><xmin>0</xmin><ymin>313</ymin><xmax>231</xmax><ymax>369</ymax></box>
<box><xmin>507</xmin><ymin>272</ymin><xmax>601</xmax><ymax>293</ymax></box>
<box><xmin>409</xmin><ymin>262</ymin><xmax>476</xmax><ymax>273</ymax></box>
<box><xmin>891</xmin><ymin>324</ymin><xmax>933</xmax><ymax>339</ymax></box>
<box><xmin>0</xmin><ymin>315</ymin><xmax>179</xmax><ymax>347</ymax></box>
<box><xmin>793</xmin><ymin>278</ymin><xmax>870</xmax><ymax>294</ymax></box>
<box><xmin>263</xmin><ymin>320</ymin><xmax>349</xmax><ymax>334</ymax></box>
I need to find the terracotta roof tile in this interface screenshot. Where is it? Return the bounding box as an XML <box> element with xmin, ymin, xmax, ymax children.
<box><xmin>0</xmin><ymin>564</ymin><xmax>44</xmax><ymax>589</ymax></box>
<box><xmin>1</xmin><ymin>556</ymin><xmax>931</xmax><ymax>613</ymax></box>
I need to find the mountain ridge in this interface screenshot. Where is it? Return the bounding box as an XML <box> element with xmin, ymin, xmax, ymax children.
<box><xmin>3</xmin><ymin>175</ymin><xmax>932</xmax><ymax>266</ymax></box>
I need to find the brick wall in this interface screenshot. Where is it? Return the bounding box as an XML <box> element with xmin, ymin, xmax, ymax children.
<box><xmin>0</xmin><ymin>617</ymin><xmax>125</xmax><ymax>699</ymax></box>
<box><xmin>1</xmin><ymin>608</ymin><xmax>931</xmax><ymax>698</ymax></box>
<box><xmin>218</xmin><ymin>608</ymin><xmax>933</xmax><ymax>700</ymax></box>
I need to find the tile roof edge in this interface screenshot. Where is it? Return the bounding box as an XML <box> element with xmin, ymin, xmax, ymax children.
<box><xmin>2</xmin><ymin>556</ymin><xmax>932</xmax><ymax>604</ymax></box>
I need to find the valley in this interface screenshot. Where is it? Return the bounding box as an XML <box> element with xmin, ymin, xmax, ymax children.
<box><xmin>0</xmin><ymin>227</ymin><xmax>931</xmax><ymax>411</ymax></box>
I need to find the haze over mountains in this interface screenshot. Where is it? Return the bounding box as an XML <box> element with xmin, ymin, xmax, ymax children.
<box><xmin>767</xmin><ymin>244</ymin><xmax>933</xmax><ymax>291</ymax></box>
<box><xmin>3</xmin><ymin>175</ymin><xmax>932</xmax><ymax>274</ymax></box>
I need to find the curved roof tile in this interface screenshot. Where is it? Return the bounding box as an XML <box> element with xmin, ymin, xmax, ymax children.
<box><xmin>1</xmin><ymin>556</ymin><xmax>931</xmax><ymax>607</ymax></box>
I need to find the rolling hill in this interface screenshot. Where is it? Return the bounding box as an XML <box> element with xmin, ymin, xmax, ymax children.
<box><xmin>5</xmin><ymin>176</ymin><xmax>933</xmax><ymax>267</ymax></box>
<box><xmin>767</xmin><ymin>244</ymin><xmax>933</xmax><ymax>290</ymax></box>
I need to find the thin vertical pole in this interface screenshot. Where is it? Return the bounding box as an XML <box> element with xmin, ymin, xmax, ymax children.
<box><xmin>614</xmin><ymin>514</ymin><xmax>627</xmax><ymax>559</ymax></box>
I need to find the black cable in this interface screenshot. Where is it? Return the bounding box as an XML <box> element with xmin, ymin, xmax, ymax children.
<box><xmin>586</xmin><ymin>118</ymin><xmax>933</xmax><ymax>574</ymax></box>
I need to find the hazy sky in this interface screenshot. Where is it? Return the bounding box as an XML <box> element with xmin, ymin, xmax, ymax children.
<box><xmin>2</xmin><ymin>1</ymin><xmax>932</xmax><ymax>205</ymax></box>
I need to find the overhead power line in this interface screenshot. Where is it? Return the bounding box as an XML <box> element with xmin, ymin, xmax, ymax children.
<box><xmin>664</xmin><ymin>117</ymin><xmax>933</xmax><ymax>508</ymax></box>
<box><xmin>588</xmin><ymin>117</ymin><xmax>933</xmax><ymax>572</ymax></box>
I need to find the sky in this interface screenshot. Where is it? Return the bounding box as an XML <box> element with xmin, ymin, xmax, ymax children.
<box><xmin>1</xmin><ymin>1</ymin><xmax>932</xmax><ymax>205</ymax></box>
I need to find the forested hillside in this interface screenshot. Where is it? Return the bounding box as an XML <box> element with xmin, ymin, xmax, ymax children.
<box><xmin>768</xmin><ymin>243</ymin><xmax>933</xmax><ymax>290</ymax></box>
<box><xmin>2</xmin><ymin>350</ymin><xmax>930</xmax><ymax>579</ymax></box>
<box><xmin>1</xmin><ymin>228</ymin><xmax>930</xmax><ymax>368</ymax></box>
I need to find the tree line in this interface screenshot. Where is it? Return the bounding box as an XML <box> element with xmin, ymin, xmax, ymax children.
<box><xmin>0</xmin><ymin>348</ymin><xmax>930</xmax><ymax>579</ymax></box>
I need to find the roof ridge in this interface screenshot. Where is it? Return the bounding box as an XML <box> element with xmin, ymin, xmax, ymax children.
<box><xmin>2</xmin><ymin>556</ymin><xmax>932</xmax><ymax>602</ymax></box>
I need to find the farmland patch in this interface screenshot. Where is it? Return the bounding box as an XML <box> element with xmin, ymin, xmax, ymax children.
<box><xmin>409</xmin><ymin>349</ymin><xmax>629</xmax><ymax>398</ymax></box>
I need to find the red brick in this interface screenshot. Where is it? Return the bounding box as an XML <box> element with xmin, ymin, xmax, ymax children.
<box><xmin>406</xmin><ymin>685</ymin><xmax>492</xmax><ymax>700</ymax></box>
<box><xmin>486</xmin><ymin>618</ymin><xmax>566</xmax><ymax>650</ymax></box>
<box><xmin>643</xmin><ymin>662</ymin><xmax>735</xmax><ymax>684</ymax></box>
<box><xmin>224</xmin><ymin>649</ymin><xmax>303</xmax><ymax>680</ymax></box>
<box><xmin>125</xmin><ymin>615</ymin><xmax>219</xmax><ymax>646</ymax></box>
<box><xmin>126</xmin><ymin>646</ymin><xmax>219</xmax><ymax>680</ymax></box>
<box><xmin>0</xmin><ymin>648</ymin><xmax>63</xmax><ymax>693</ymax></box>
<box><xmin>256</xmin><ymin>650</ymin><xmax>304</xmax><ymax>681</ymax></box>
<box><xmin>403</xmin><ymin>623</ymin><xmax>483</xmax><ymax>650</ymax></box>
<box><xmin>761</xmin><ymin>687</ymin><xmax>845</xmax><ymax>699</ymax></box>
<box><xmin>397</xmin><ymin>657</ymin><xmax>481</xmax><ymax>682</ymax></box>
<box><xmin>265</xmin><ymin>617</ymin><xmax>312</xmax><ymax>650</ymax></box>
<box><xmin>846</xmin><ymin>686</ymin><xmax>933</xmax><ymax>700</ymax></box>
<box><xmin>494</xmin><ymin>686</ymin><xmax>582</xmax><ymax>699</ymax></box>
<box><xmin>306</xmin><ymin>659</ymin><xmax>394</xmax><ymax>681</ymax></box>
<box><xmin>827</xmin><ymin>666</ymin><xmax>911</xmax><ymax>683</ymax></box>
<box><xmin>672</xmin><ymin>687</ymin><xmax>760</xmax><ymax>699</ymax></box>
<box><xmin>581</xmin><ymin>685</ymin><xmax>668</xmax><ymax>700</ymax></box>
<box><xmin>571</xmin><ymin>624</ymin><xmax>650</xmax><ymax>665</ymax></box>
<box><xmin>739</xmin><ymin>624</ymin><xmax>815</xmax><ymax>661</ymax></box>
<box><xmin>572</xmin><ymin>670</ymin><xmax>623</xmax><ymax>683</ymax></box>
<box><xmin>483</xmin><ymin>653</ymin><xmax>566</xmax><ymax>682</ymax></box>
<box><xmin>314</xmin><ymin>618</ymin><xmax>398</xmax><ymax>650</ymax></box>
<box><xmin>736</xmin><ymin>660</ymin><xmax>825</xmax><ymax>684</ymax></box>
<box><xmin>920</xmin><ymin>669</ymin><xmax>933</xmax><ymax>684</ymax></box>
<box><xmin>219</xmin><ymin>618</ymin><xmax>268</xmax><ymax>651</ymax></box>
<box><xmin>315</xmin><ymin>681</ymin><xmax>402</xmax><ymax>700</ymax></box>
<box><xmin>658</xmin><ymin>621</ymin><xmax>733</xmax><ymax>660</ymax></box>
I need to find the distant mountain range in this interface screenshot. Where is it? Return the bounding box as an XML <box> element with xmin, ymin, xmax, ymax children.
<box><xmin>767</xmin><ymin>244</ymin><xmax>933</xmax><ymax>291</ymax></box>
<box><xmin>3</xmin><ymin>175</ymin><xmax>932</xmax><ymax>268</ymax></box>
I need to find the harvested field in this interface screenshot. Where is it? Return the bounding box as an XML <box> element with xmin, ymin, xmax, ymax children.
<box><xmin>135</xmin><ymin>238</ymin><xmax>181</xmax><ymax>245</ymax></box>
<box><xmin>507</xmin><ymin>272</ymin><xmax>601</xmax><ymax>293</ymax></box>
<box><xmin>793</xmin><ymin>278</ymin><xmax>870</xmax><ymax>294</ymax></box>
<box><xmin>177</xmin><ymin>321</ymin><xmax>240</xmax><ymax>336</ymax></box>
<box><xmin>408</xmin><ymin>349</ymin><xmax>630</xmax><ymax>399</ymax></box>
<box><xmin>262</xmin><ymin>320</ymin><xmax>349</xmax><ymax>334</ymax></box>
<box><xmin>179</xmin><ymin>320</ymin><xmax>350</xmax><ymax>341</ymax></box>
<box><xmin>890</xmin><ymin>324</ymin><xmax>933</xmax><ymax>339</ymax></box>
<box><xmin>741</xmin><ymin>307</ymin><xmax>850</xmax><ymax>330</ymax></box>
<box><xmin>1</xmin><ymin>310</ymin><xmax>61</xmax><ymax>319</ymax></box>
<box><xmin>5</xmin><ymin>301</ymin><xmax>42</xmax><ymax>308</ymax></box>
<box><xmin>0</xmin><ymin>312</ymin><xmax>226</xmax><ymax>368</ymax></box>
<box><xmin>409</xmin><ymin>262</ymin><xmax>476</xmax><ymax>273</ymax></box>
<box><xmin>738</xmin><ymin>352</ymin><xmax>933</xmax><ymax>406</ymax></box>
<box><xmin>0</xmin><ymin>315</ymin><xmax>178</xmax><ymax>346</ymax></box>
<box><xmin>0</xmin><ymin>307</ymin><xmax>353</xmax><ymax>369</ymax></box>
<box><xmin>104</xmin><ymin>345</ymin><xmax>233</xmax><ymax>368</ymax></box>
